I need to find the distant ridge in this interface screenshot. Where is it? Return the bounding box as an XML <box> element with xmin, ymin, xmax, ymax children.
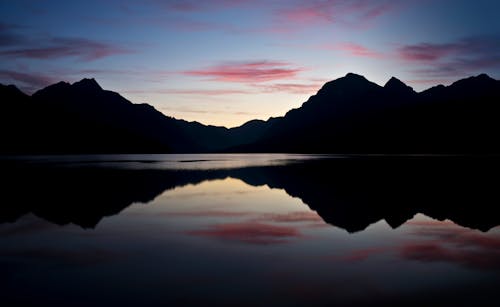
<box><xmin>230</xmin><ymin>73</ymin><xmax>500</xmax><ymax>153</ymax></box>
<box><xmin>1</xmin><ymin>73</ymin><xmax>499</xmax><ymax>154</ymax></box>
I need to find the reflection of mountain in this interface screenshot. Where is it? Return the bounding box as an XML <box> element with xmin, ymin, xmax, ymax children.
<box><xmin>235</xmin><ymin>157</ymin><xmax>500</xmax><ymax>232</ymax></box>
<box><xmin>1</xmin><ymin>162</ymin><xmax>227</xmax><ymax>228</ymax></box>
<box><xmin>2</xmin><ymin>157</ymin><xmax>500</xmax><ymax>232</ymax></box>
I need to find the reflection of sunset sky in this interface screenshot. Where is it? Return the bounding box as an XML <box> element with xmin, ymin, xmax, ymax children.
<box><xmin>1</xmin><ymin>1</ymin><xmax>499</xmax><ymax>127</ymax></box>
<box><xmin>1</xmin><ymin>178</ymin><xmax>499</xmax><ymax>305</ymax></box>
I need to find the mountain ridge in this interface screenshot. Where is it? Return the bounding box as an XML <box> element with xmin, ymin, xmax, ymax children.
<box><xmin>1</xmin><ymin>73</ymin><xmax>499</xmax><ymax>153</ymax></box>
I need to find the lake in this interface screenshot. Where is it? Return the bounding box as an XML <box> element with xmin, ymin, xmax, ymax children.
<box><xmin>1</xmin><ymin>154</ymin><xmax>499</xmax><ymax>306</ymax></box>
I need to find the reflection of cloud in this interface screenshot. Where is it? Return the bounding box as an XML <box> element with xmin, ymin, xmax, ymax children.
<box><xmin>164</xmin><ymin>209</ymin><xmax>323</xmax><ymax>224</ymax></box>
<box><xmin>187</xmin><ymin>222</ymin><xmax>301</xmax><ymax>244</ymax></box>
<box><xmin>328</xmin><ymin>220</ymin><xmax>500</xmax><ymax>269</ymax></box>
<box><xmin>339</xmin><ymin>247</ymin><xmax>388</xmax><ymax>262</ymax></box>
<box><xmin>1</xmin><ymin>248</ymin><xmax>117</xmax><ymax>266</ymax></box>
<box><xmin>401</xmin><ymin>224</ymin><xmax>500</xmax><ymax>270</ymax></box>
<box><xmin>401</xmin><ymin>242</ymin><xmax>500</xmax><ymax>270</ymax></box>
<box><xmin>257</xmin><ymin>211</ymin><xmax>323</xmax><ymax>223</ymax></box>
<box><xmin>163</xmin><ymin>210</ymin><xmax>252</xmax><ymax>217</ymax></box>
<box><xmin>182</xmin><ymin>61</ymin><xmax>304</xmax><ymax>83</ymax></box>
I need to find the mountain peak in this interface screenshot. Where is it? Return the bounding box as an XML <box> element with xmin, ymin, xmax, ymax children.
<box><xmin>0</xmin><ymin>83</ymin><xmax>22</xmax><ymax>93</ymax></box>
<box><xmin>344</xmin><ymin>72</ymin><xmax>368</xmax><ymax>81</ymax></box>
<box><xmin>0</xmin><ymin>83</ymin><xmax>28</xmax><ymax>100</ymax></box>
<box><xmin>385</xmin><ymin>76</ymin><xmax>404</xmax><ymax>87</ymax></box>
<box><xmin>317</xmin><ymin>73</ymin><xmax>379</xmax><ymax>97</ymax></box>
<box><xmin>72</xmin><ymin>78</ymin><xmax>102</xmax><ymax>91</ymax></box>
<box><xmin>450</xmin><ymin>73</ymin><xmax>497</xmax><ymax>89</ymax></box>
<box><xmin>384</xmin><ymin>77</ymin><xmax>414</xmax><ymax>94</ymax></box>
<box><xmin>477</xmin><ymin>73</ymin><xmax>492</xmax><ymax>80</ymax></box>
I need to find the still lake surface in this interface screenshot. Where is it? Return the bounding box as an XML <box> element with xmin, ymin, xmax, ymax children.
<box><xmin>1</xmin><ymin>154</ymin><xmax>500</xmax><ymax>306</ymax></box>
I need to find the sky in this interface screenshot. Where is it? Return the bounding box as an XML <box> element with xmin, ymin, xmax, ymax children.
<box><xmin>1</xmin><ymin>0</ymin><xmax>499</xmax><ymax>128</ymax></box>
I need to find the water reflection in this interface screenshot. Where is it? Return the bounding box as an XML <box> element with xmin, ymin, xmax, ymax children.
<box><xmin>1</xmin><ymin>155</ymin><xmax>500</xmax><ymax>306</ymax></box>
<box><xmin>2</xmin><ymin>155</ymin><xmax>500</xmax><ymax>232</ymax></box>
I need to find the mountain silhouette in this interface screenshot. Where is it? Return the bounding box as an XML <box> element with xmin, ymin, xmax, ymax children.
<box><xmin>3</xmin><ymin>157</ymin><xmax>500</xmax><ymax>232</ymax></box>
<box><xmin>1</xmin><ymin>79</ymin><xmax>251</xmax><ymax>153</ymax></box>
<box><xmin>232</xmin><ymin>73</ymin><xmax>500</xmax><ymax>153</ymax></box>
<box><xmin>1</xmin><ymin>73</ymin><xmax>500</xmax><ymax>153</ymax></box>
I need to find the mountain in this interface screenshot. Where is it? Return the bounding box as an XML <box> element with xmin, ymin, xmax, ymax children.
<box><xmin>0</xmin><ymin>78</ymin><xmax>251</xmax><ymax>153</ymax></box>
<box><xmin>1</xmin><ymin>73</ymin><xmax>499</xmax><ymax>154</ymax></box>
<box><xmin>233</xmin><ymin>73</ymin><xmax>500</xmax><ymax>153</ymax></box>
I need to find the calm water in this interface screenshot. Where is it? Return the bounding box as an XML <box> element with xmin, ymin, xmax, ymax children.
<box><xmin>1</xmin><ymin>154</ymin><xmax>500</xmax><ymax>306</ymax></box>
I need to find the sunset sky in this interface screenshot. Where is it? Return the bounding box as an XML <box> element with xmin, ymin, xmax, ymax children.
<box><xmin>1</xmin><ymin>0</ymin><xmax>499</xmax><ymax>127</ymax></box>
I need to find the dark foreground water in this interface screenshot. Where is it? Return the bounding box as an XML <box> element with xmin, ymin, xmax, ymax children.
<box><xmin>1</xmin><ymin>154</ymin><xmax>500</xmax><ymax>306</ymax></box>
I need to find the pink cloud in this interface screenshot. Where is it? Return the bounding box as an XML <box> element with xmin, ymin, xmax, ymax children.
<box><xmin>361</xmin><ymin>1</ymin><xmax>394</xmax><ymax>19</ymax></box>
<box><xmin>158</xmin><ymin>106</ymin><xmax>258</xmax><ymax>116</ymax></box>
<box><xmin>186</xmin><ymin>222</ymin><xmax>301</xmax><ymax>244</ymax></box>
<box><xmin>122</xmin><ymin>88</ymin><xmax>251</xmax><ymax>98</ymax></box>
<box><xmin>164</xmin><ymin>89</ymin><xmax>251</xmax><ymax>95</ymax></box>
<box><xmin>183</xmin><ymin>61</ymin><xmax>304</xmax><ymax>83</ymax></box>
<box><xmin>0</xmin><ymin>37</ymin><xmax>132</xmax><ymax>61</ymax></box>
<box><xmin>398</xmin><ymin>43</ymin><xmax>456</xmax><ymax>61</ymax></box>
<box><xmin>333</xmin><ymin>42</ymin><xmax>383</xmax><ymax>58</ymax></box>
<box><xmin>148</xmin><ymin>1</ymin><xmax>401</xmax><ymax>36</ymax></box>
<box><xmin>159</xmin><ymin>0</ymin><xmax>252</xmax><ymax>12</ymax></box>
<box><xmin>257</xmin><ymin>82</ymin><xmax>323</xmax><ymax>94</ymax></box>
<box><xmin>276</xmin><ymin>0</ymin><xmax>398</xmax><ymax>27</ymax></box>
<box><xmin>281</xmin><ymin>5</ymin><xmax>332</xmax><ymax>24</ymax></box>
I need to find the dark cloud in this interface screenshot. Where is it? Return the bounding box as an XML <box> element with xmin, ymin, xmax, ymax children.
<box><xmin>0</xmin><ymin>37</ymin><xmax>133</xmax><ymax>61</ymax></box>
<box><xmin>0</xmin><ymin>23</ymin><xmax>133</xmax><ymax>62</ymax></box>
<box><xmin>0</xmin><ymin>23</ymin><xmax>27</xmax><ymax>46</ymax></box>
<box><xmin>154</xmin><ymin>0</ymin><xmax>401</xmax><ymax>33</ymax></box>
<box><xmin>0</xmin><ymin>69</ymin><xmax>57</xmax><ymax>92</ymax></box>
<box><xmin>399</xmin><ymin>35</ymin><xmax>500</xmax><ymax>77</ymax></box>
